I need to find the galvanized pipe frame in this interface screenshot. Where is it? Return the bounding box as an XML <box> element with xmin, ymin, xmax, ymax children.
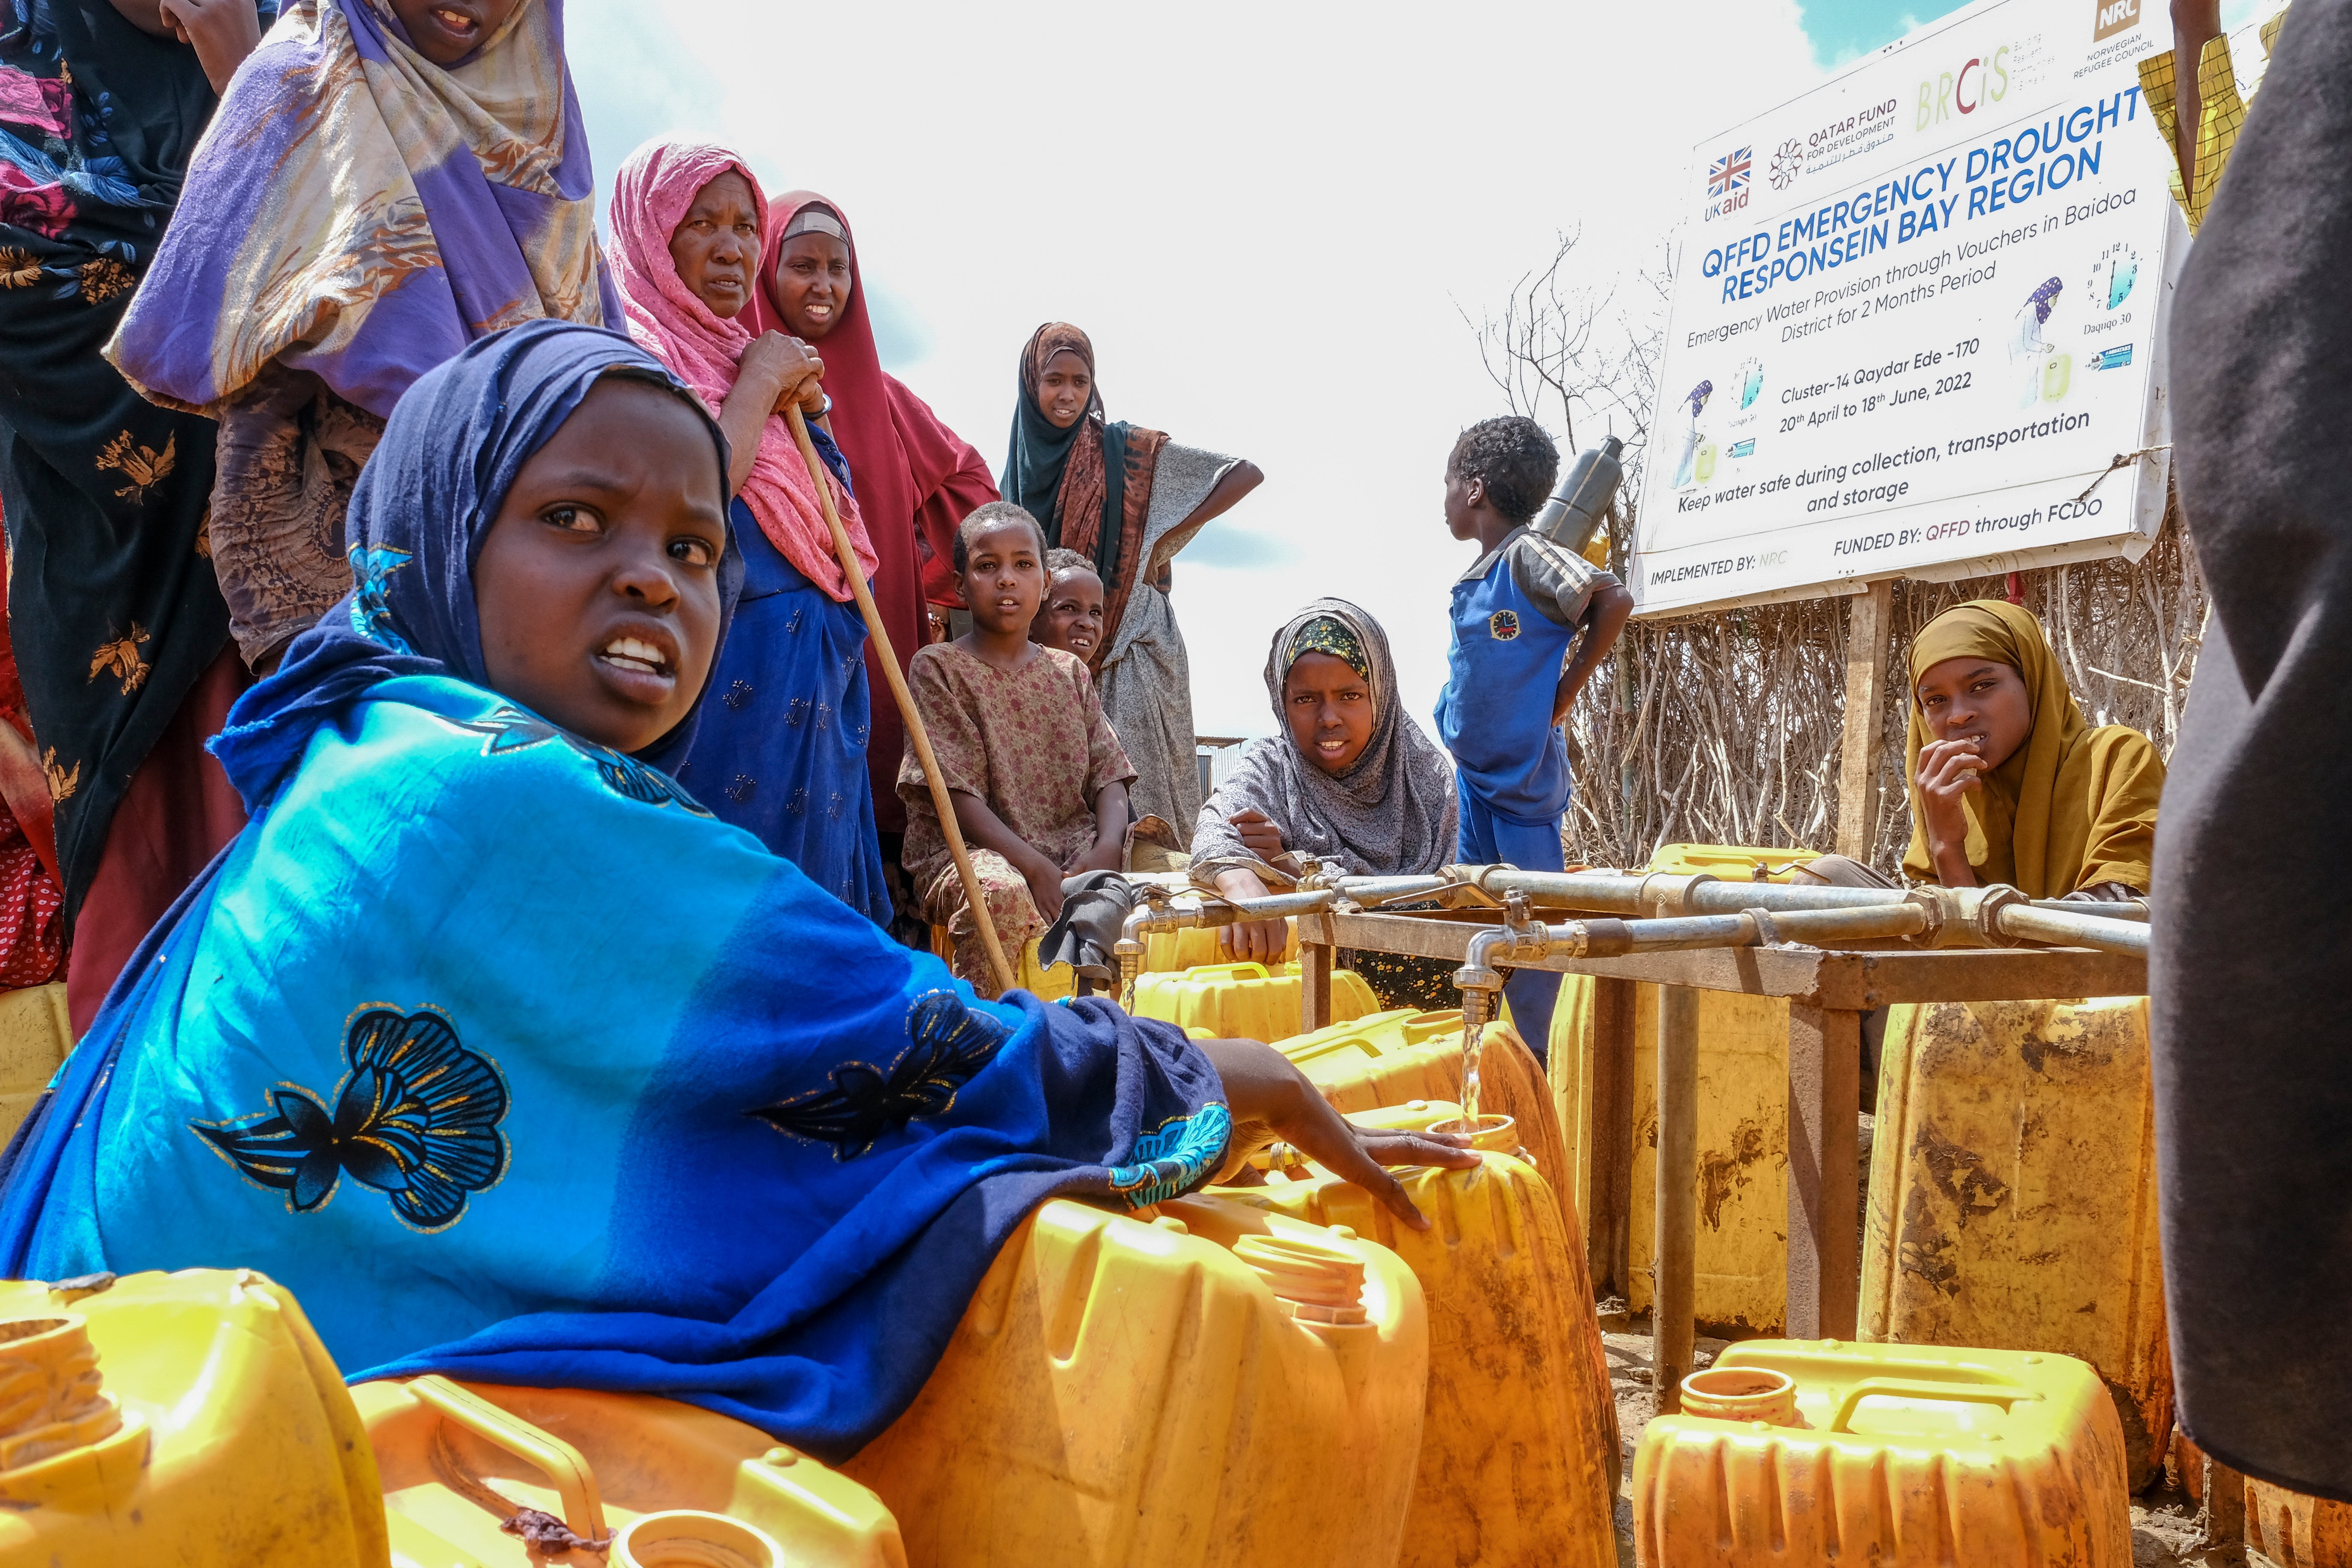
<box><xmin>1329</xmin><ymin>866</ymin><xmax>2149</xmax><ymax>923</ymax></box>
<box><xmin>1285</xmin><ymin>896</ymin><xmax>2147</xmax><ymax>1411</ymax></box>
<box><xmin>1328</xmin><ymin>868</ymin><xmax>2149</xmax><ymax>958</ymax></box>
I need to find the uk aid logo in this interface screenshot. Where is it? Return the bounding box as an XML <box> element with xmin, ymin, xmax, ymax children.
<box><xmin>1704</xmin><ymin>146</ymin><xmax>1751</xmax><ymax>222</ymax></box>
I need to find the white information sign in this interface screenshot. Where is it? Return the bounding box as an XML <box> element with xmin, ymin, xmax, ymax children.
<box><xmin>1632</xmin><ymin>0</ymin><xmax>2185</xmax><ymax>616</ymax></box>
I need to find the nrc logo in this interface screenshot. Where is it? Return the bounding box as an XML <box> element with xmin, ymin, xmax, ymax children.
<box><xmin>2094</xmin><ymin>0</ymin><xmax>2142</xmax><ymax>42</ymax></box>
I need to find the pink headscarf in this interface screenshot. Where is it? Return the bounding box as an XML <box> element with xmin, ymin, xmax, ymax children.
<box><xmin>606</xmin><ymin>140</ymin><xmax>876</xmax><ymax>601</ymax></box>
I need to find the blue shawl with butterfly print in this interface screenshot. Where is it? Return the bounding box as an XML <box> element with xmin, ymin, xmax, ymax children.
<box><xmin>0</xmin><ymin>321</ymin><xmax>1230</xmax><ymax>1459</ymax></box>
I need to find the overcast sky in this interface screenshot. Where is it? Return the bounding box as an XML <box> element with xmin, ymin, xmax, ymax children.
<box><xmin>564</xmin><ymin>0</ymin><xmax>2232</xmax><ymax>742</ymax></box>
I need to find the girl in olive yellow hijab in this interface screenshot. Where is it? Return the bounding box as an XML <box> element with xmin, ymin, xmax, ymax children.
<box><xmin>1904</xmin><ymin>600</ymin><xmax>2164</xmax><ymax>899</ymax></box>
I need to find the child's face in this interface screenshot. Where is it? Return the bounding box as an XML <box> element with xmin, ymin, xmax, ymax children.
<box><xmin>960</xmin><ymin>522</ymin><xmax>1046</xmax><ymax>637</ymax></box>
<box><xmin>668</xmin><ymin>172</ymin><xmax>761</xmax><ymax>322</ymax></box>
<box><xmin>388</xmin><ymin>0</ymin><xmax>519</xmax><ymax>65</ymax></box>
<box><xmin>1442</xmin><ymin>454</ymin><xmax>1481</xmax><ymax>541</ymax></box>
<box><xmin>1031</xmin><ymin>566</ymin><xmax>1106</xmax><ymax>660</ymax></box>
<box><xmin>474</xmin><ymin>378</ymin><xmax>728</xmax><ymax>754</ymax></box>
<box><xmin>1914</xmin><ymin>657</ymin><xmax>2033</xmax><ymax>772</ymax></box>
<box><xmin>1283</xmin><ymin>651</ymin><xmax>1374</xmax><ymax>775</ymax></box>
<box><xmin>773</xmin><ymin>232</ymin><xmax>852</xmax><ymax>342</ymax></box>
<box><xmin>1035</xmin><ymin>351</ymin><xmax>1092</xmax><ymax>430</ymax></box>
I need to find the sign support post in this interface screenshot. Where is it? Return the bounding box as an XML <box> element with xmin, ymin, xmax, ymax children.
<box><xmin>1836</xmin><ymin>578</ymin><xmax>1895</xmax><ymax>861</ymax></box>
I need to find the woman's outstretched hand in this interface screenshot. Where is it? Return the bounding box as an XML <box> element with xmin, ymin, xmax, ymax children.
<box><xmin>1212</xmin><ymin>864</ymin><xmax>1289</xmax><ymax>964</ymax></box>
<box><xmin>1198</xmin><ymin>1037</ymin><xmax>1478</xmax><ymax>1230</ymax></box>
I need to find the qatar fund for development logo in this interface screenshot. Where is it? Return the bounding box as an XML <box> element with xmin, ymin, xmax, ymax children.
<box><xmin>1705</xmin><ymin>146</ymin><xmax>1751</xmax><ymax>221</ymax></box>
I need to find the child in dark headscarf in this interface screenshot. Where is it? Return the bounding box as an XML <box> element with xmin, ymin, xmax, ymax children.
<box><xmin>738</xmin><ymin>189</ymin><xmax>1002</xmax><ymax>836</ymax></box>
<box><xmin>0</xmin><ymin>319</ymin><xmax>1468</xmax><ymax>1460</ymax></box>
<box><xmin>1000</xmin><ymin>323</ymin><xmax>1261</xmax><ymax>835</ymax></box>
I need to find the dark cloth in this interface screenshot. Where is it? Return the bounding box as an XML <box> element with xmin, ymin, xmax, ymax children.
<box><xmin>0</xmin><ymin>0</ymin><xmax>248</xmax><ymax>925</ymax></box>
<box><xmin>63</xmin><ymin>644</ymin><xmax>243</xmax><ymax>1032</ymax></box>
<box><xmin>999</xmin><ymin>323</ymin><xmax>1167</xmax><ymax>655</ymax></box>
<box><xmin>2155</xmin><ymin>0</ymin><xmax>2352</xmax><ymax>1503</ymax></box>
<box><xmin>1036</xmin><ymin>870</ymin><xmax>1139</xmax><ymax>986</ymax></box>
<box><xmin>676</xmin><ymin>499</ymin><xmax>890</xmax><ymax>926</ymax></box>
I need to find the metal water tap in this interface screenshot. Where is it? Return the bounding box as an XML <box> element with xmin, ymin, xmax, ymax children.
<box><xmin>1114</xmin><ymin>885</ymin><xmax>1175</xmax><ymax>1010</ymax></box>
<box><xmin>1454</xmin><ymin>902</ymin><xmax>1547</xmax><ymax>1128</ymax></box>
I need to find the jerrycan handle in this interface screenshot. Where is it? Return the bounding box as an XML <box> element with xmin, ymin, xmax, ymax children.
<box><xmin>1828</xmin><ymin>1376</ymin><xmax>2033</xmax><ymax>1433</ymax></box>
<box><xmin>1187</xmin><ymin>963</ymin><xmax>1271</xmax><ymax>981</ymax></box>
<box><xmin>408</xmin><ymin>1373</ymin><xmax>609</xmax><ymax>1545</ymax></box>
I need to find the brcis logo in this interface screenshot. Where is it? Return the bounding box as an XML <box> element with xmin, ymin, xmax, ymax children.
<box><xmin>1705</xmin><ymin>145</ymin><xmax>1751</xmax><ymax>222</ymax></box>
<box><xmin>2093</xmin><ymin>0</ymin><xmax>2142</xmax><ymax>42</ymax></box>
<box><xmin>1915</xmin><ymin>43</ymin><xmax>2012</xmax><ymax>130</ymax></box>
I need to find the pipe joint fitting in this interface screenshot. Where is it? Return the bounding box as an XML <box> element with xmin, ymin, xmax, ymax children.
<box><xmin>1972</xmin><ymin>884</ymin><xmax>2030</xmax><ymax>947</ymax></box>
<box><xmin>1636</xmin><ymin>871</ymin><xmax>1720</xmax><ymax>918</ymax></box>
<box><xmin>1453</xmin><ymin>962</ymin><xmax>1504</xmax><ymax>998</ymax></box>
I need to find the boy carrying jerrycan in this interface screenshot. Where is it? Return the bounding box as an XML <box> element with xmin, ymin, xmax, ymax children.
<box><xmin>1434</xmin><ymin>417</ymin><xmax>1633</xmax><ymax>1055</ymax></box>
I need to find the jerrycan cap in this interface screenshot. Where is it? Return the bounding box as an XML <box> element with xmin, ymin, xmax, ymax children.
<box><xmin>0</xmin><ymin>1314</ymin><xmax>124</xmax><ymax>1471</ymax></box>
<box><xmin>613</xmin><ymin>1509</ymin><xmax>787</xmax><ymax>1568</ymax></box>
<box><xmin>1233</xmin><ymin>1233</ymin><xmax>1368</xmax><ymax>1324</ymax></box>
<box><xmin>1680</xmin><ymin>1366</ymin><xmax>1799</xmax><ymax>1427</ymax></box>
<box><xmin>1431</xmin><ymin>1113</ymin><xmax>1519</xmax><ymax>1155</ymax></box>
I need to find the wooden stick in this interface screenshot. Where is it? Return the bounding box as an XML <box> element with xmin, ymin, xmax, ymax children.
<box><xmin>783</xmin><ymin>406</ymin><xmax>1018</xmax><ymax>998</ymax></box>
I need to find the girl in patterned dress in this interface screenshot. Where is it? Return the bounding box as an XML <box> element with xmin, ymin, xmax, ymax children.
<box><xmin>900</xmin><ymin>504</ymin><xmax>1133</xmax><ymax>998</ymax></box>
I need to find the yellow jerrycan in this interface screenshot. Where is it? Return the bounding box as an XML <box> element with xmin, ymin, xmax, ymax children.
<box><xmin>1862</xmin><ymin>995</ymin><xmax>2171</xmax><ymax>1488</ymax></box>
<box><xmin>1020</xmin><ymin>920</ymin><xmax>1305</xmax><ymax>999</ymax></box>
<box><xmin>844</xmin><ymin>1195</ymin><xmax>1426</xmax><ymax>1568</ymax></box>
<box><xmin>2175</xmin><ymin>1430</ymin><xmax>2352</xmax><ymax>1568</ymax></box>
<box><xmin>1551</xmin><ymin>975</ymin><xmax>1791</xmax><ymax>1331</ymax></box>
<box><xmin>0</xmin><ymin>1268</ymin><xmax>388</xmax><ymax>1568</ymax></box>
<box><xmin>1643</xmin><ymin>842</ymin><xmax>1823</xmax><ymax>881</ymax></box>
<box><xmin>1548</xmin><ymin>845</ymin><xmax>1824</xmax><ymax>1334</ymax></box>
<box><xmin>1144</xmin><ymin>917</ymin><xmax>1299</xmax><ymax>971</ymax></box>
<box><xmin>1634</xmin><ymin>1338</ymin><xmax>2132</xmax><ymax>1567</ymax></box>
<box><xmin>2248</xmin><ymin>1476</ymin><xmax>2352</xmax><ymax>1568</ymax></box>
<box><xmin>1281</xmin><ymin>1010</ymin><xmax>1572</xmax><ymax>1208</ymax></box>
<box><xmin>1128</xmin><ymin>959</ymin><xmax>1379</xmax><ymax>1043</ymax></box>
<box><xmin>1204</xmin><ymin>1149</ymin><xmax>1620</xmax><ymax>1568</ymax></box>
<box><xmin>354</xmin><ymin>1376</ymin><xmax>903</xmax><ymax>1568</ymax></box>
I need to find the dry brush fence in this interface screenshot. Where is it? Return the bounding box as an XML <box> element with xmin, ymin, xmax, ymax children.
<box><xmin>1561</xmin><ymin>506</ymin><xmax>2205</xmax><ymax>872</ymax></box>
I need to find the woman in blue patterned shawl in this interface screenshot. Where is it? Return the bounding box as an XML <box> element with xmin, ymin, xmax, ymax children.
<box><xmin>0</xmin><ymin>319</ymin><xmax>1464</xmax><ymax>1458</ymax></box>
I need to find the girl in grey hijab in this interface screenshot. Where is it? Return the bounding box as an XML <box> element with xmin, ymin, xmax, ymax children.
<box><xmin>1192</xmin><ymin>600</ymin><xmax>1458</xmax><ymax>993</ymax></box>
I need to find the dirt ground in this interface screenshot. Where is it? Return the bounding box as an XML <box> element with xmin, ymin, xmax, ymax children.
<box><xmin>1598</xmin><ymin>1317</ymin><xmax>2271</xmax><ymax>1567</ymax></box>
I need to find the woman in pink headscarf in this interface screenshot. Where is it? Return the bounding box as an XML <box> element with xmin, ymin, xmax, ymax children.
<box><xmin>605</xmin><ymin>139</ymin><xmax>889</xmax><ymax>922</ymax></box>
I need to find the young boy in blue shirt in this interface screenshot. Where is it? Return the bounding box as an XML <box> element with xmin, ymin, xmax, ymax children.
<box><xmin>1434</xmin><ymin>417</ymin><xmax>1634</xmax><ymax>1057</ymax></box>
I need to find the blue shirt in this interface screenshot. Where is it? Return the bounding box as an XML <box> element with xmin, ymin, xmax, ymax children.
<box><xmin>1435</xmin><ymin>528</ymin><xmax>1617</xmax><ymax>824</ymax></box>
